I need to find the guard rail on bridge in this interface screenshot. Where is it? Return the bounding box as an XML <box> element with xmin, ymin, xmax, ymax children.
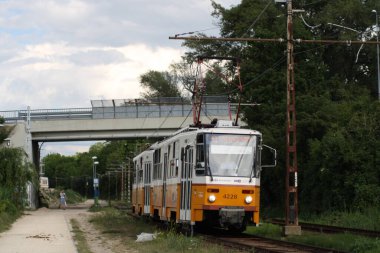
<box><xmin>0</xmin><ymin>96</ymin><xmax>233</xmax><ymax>123</ymax></box>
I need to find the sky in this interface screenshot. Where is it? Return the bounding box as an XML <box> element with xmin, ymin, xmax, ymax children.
<box><xmin>0</xmin><ymin>0</ymin><xmax>240</xmax><ymax>156</ymax></box>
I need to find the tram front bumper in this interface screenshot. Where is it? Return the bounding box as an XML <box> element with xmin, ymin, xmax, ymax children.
<box><xmin>218</xmin><ymin>207</ymin><xmax>245</xmax><ymax>227</ymax></box>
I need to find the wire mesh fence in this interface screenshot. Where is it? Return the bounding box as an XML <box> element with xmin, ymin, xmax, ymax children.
<box><xmin>48</xmin><ymin>173</ymin><xmax>130</xmax><ymax>201</ymax></box>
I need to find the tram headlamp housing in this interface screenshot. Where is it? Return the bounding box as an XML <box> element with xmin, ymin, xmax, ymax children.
<box><xmin>245</xmin><ymin>196</ymin><xmax>253</xmax><ymax>204</ymax></box>
<box><xmin>208</xmin><ymin>195</ymin><xmax>216</xmax><ymax>203</ymax></box>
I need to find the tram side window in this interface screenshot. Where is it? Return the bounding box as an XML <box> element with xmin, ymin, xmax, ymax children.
<box><xmin>174</xmin><ymin>141</ymin><xmax>179</xmax><ymax>176</ymax></box>
<box><xmin>135</xmin><ymin>162</ymin><xmax>139</xmax><ymax>183</ymax></box>
<box><xmin>195</xmin><ymin>134</ymin><xmax>205</xmax><ymax>176</ymax></box>
<box><xmin>138</xmin><ymin>167</ymin><xmax>143</xmax><ymax>183</ymax></box>
<box><xmin>153</xmin><ymin>149</ymin><xmax>162</xmax><ymax>180</ymax></box>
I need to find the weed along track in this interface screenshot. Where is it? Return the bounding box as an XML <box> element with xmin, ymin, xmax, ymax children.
<box><xmin>124</xmin><ymin>210</ymin><xmax>349</xmax><ymax>253</ymax></box>
<box><xmin>269</xmin><ymin>218</ymin><xmax>380</xmax><ymax>238</ymax></box>
<box><xmin>201</xmin><ymin>233</ymin><xmax>349</xmax><ymax>253</ymax></box>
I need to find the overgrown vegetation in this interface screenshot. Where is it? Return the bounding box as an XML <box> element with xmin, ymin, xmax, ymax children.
<box><xmin>19</xmin><ymin>0</ymin><xmax>380</xmax><ymax>247</ymax></box>
<box><xmin>70</xmin><ymin>219</ymin><xmax>92</xmax><ymax>253</ymax></box>
<box><xmin>246</xmin><ymin>224</ymin><xmax>380</xmax><ymax>253</ymax></box>
<box><xmin>134</xmin><ymin>0</ymin><xmax>380</xmax><ymax>217</ymax></box>
<box><xmin>90</xmin><ymin>208</ymin><xmax>240</xmax><ymax>253</ymax></box>
<box><xmin>0</xmin><ymin>119</ymin><xmax>38</xmax><ymax>232</ymax></box>
<box><xmin>303</xmin><ymin>207</ymin><xmax>380</xmax><ymax>231</ymax></box>
<box><xmin>182</xmin><ymin>0</ymin><xmax>380</xmax><ymax>215</ymax></box>
<box><xmin>42</xmin><ymin>139</ymin><xmax>149</xmax><ymax>199</ymax></box>
<box><xmin>40</xmin><ymin>188</ymin><xmax>84</xmax><ymax>208</ymax></box>
<box><xmin>0</xmin><ymin>187</ymin><xmax>21</xmax><ymax>232</ymax></box>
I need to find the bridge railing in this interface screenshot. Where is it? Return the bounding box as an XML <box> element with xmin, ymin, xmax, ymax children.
<box><xmin>0</xmin><ymin>96</ymin><xmax>234</xmax><ymax>122</ymax></box>
<box><xmin>0</xmin><ymin>108</ymin><xmax>93</xmax><ymax>122</ymax></box>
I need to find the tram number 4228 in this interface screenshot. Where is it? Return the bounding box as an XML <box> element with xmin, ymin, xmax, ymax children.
<box><xmin>223</xmin><ymin>194</ymin><xmax>238</xmax><ymax>199</ymax></box>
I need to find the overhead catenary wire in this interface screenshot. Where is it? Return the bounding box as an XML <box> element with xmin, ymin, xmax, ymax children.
<box><xmin>170</xmin><ymin>2</ymin><xmax>380</xmax><ymax>101</ymax></box>
<box><xmin>192</xmin><ymin>44</ymin><xmax>329</xmax><ymax>99</ymax></box>
<box><xmin>240</xmin><ymin>0</ymin><xmax>273</xmax><ymax>39</ymax></box>
<box><xmin>300</xmin><ymin>14</ymin><xmax>321</xmax><ymax>29</ymax></box>
<box><xmin>152</xmin><ymin>104</ymin><xmax>176</xmax><ymax>136</ymax></box>
<box><xmin>179</xmin><ymin>106</ymin><xmax>193</xmax><ymax>128</ymax></box>
<box><xmin>174</xmin><ymin>27</ymin><xmax>219</xmax><ymax>37</ymax></box>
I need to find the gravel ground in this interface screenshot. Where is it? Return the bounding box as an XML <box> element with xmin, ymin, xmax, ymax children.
<box><xmin>0</xmin><ymin>200</ymin><xmax>132</xmax><ymax>253</ymax></box>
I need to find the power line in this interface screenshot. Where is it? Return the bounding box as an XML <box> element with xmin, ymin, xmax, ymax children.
<box><xmin>241</xmin><ymin>0</ymin><xmax>273</xmax><ymax>38</ymax></box>
<box><xmin>174</xmin><ymin>27</ymin><xmax>219</xmax><ymax>37</ymax></box>
<box><xmin>170</xmin><ymin>36</ymin><xmax>380</xmax><ymax>45</ymax></box>
<box><xmin>300</xmin><ymin>14</ymin><xmax>321</xmax><ymax>29</ymax></box>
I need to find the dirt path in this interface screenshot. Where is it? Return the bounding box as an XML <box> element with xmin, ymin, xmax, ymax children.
<box><xmin>0</xmin><ymin>200</ymin><xmax>128</xmax><ymax>253</ymax></box>
<box><xmin>0</xmin><ymin>207</ymin><xmax>78</xmax><ymax>253</ymax></box>
<box><xmin>69</xmin><ymin>210</ymin><xmax>116</xmax><ymax>253</ymax></box>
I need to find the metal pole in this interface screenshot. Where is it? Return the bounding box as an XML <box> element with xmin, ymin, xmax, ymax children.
<box><xmin>94</xmin><ymin>162</ymin><xmax>98</xmax><ymax>206</ymax></box>
<box><xmin>93</xmin><ymin>162</ymin><xmax>95</xmax><ymax>204</ymax></box>
<box><xmin>92</xmin><ymin>156</ymin><xmax>98</xmax><ymax>206</ymax></box>
<box><xmin>128</xmin><ymin>159</ymin><xmax>131</xmax><ymax>203</ymax></box>
<box><xmin>108</xmin><ymin>172</ymin><xmax>111</xmax><ymax>206</ymax></box>
<box><xmin>284</xmin><ymin>0</ymin><xmax>301</xmax><ymax>236</ymax></box>
<box><xmin>121</xmin><ymin>165</ymin><xmax>125</xmax><ymax>201</ymax></box>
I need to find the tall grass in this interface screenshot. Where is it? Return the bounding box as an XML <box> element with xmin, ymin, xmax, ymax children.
<box><xmin>136</xmin><ymin>231</ymin><xmax>239</xmax><ymax>253</ymax></box>
<box><xmin>91</xmin><ymin>208</ymin><xmax>240</xmax><ymax>253</ymax></box>
<box><xmin>246</xmin><ymin>223</ymin><xmax>380</xmax><ymax>253</ymax></box>
<box><xmin>0</xmin><ymin>187</ymin><xmax>22</xmax><ymax>232</ymax></box>
<box><xmin>289</xmin><ymin>233</ymin><xmax>380</xmax><ymax>253</ymax></box>
<box><xmin>64</xmin><ymin>189</ymin><xmax>84</xmax><ymax>204</ymax></box>
<box><xmin>70</xmin><ymin>219</ymin><xmax>92</xmax><ymax>253</ymax></box>
<box><xmin>305</xmin><ymin>207</ymin><xmax>380</xmax><ymax>231</ymax></box>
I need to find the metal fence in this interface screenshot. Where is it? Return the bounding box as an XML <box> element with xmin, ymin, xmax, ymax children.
<box><xmin>0</xmin><ymin>96</ymin><xmax>232</xmax><ymax>122</ymax></box>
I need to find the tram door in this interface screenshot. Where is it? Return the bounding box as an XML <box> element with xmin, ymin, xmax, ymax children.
<box><xmin>143</xmin><ymin>162</ymin><xmax>151</xmax><ymax>214</ymax></box>
<box><xmin>180</xmin><ymin>147</ymin><xmax>193</xmax><ymax>221</ymax></box>
<box><xmin>162</xmin><ymin>153</ymin><xmax>168</xmax><ymax>217</ymax></box>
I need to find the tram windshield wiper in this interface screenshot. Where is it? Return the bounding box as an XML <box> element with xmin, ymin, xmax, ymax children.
<box><xmin>249</xmin><ymin>158</ymin><xmax>256</xmax><ymax>183</ymax></box>
<box><xmin>207</xmin><ymin>166</ymin><xmax>214</xmax><ymax>181</ymax></box>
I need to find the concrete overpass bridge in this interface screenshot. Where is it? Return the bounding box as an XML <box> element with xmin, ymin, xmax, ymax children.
<box><xmin>0</xmin><ymin>96</ymin><xmax>237</xmax><ymax>164</ymax></box>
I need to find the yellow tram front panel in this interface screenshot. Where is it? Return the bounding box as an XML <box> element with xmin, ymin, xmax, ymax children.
<box><xmin>191</xmin><ymin>184</ymin><xmax>260</xmax><ymax>224</ymax></box>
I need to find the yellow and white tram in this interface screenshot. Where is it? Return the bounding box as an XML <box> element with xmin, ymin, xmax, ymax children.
<box><xmin>132</xmin><ymin>120</ymin><xmax>276</xmax><ymax>232</ymax></box>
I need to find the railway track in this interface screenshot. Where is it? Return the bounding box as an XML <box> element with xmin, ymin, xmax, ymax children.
<box><xmin>117</xmin><ymin>207</ymin><xmax>350</xmax><ymax>252</ymax></box>
<box><xmin>269</xmin><ymin>218</ymin><xmax>380</xmax><ymax>238</ymax></box>
<box><xmin>202</xmin><ymin>233</ymin><xmax>348</xmax><ymax>253</ymax></box>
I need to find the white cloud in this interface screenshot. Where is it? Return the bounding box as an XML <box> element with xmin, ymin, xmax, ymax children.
<box><xmin>42</xmin><ymin>141</ymin><xmax>96</xmax><ymax>157</ymax></box>
<box><xmin>0</xmin><ymin>0</ymin><xmax>241</xmax><ymax>154</ymax></box>
<box><xmin>0</xmin><ymin>42</ymin><xmax>183</xmax><ymax>109</ymax></box>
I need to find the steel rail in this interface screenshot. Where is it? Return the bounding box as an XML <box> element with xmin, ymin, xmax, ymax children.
<box><xmin>202</xmin><ymin>233</ymin><xmax>348</xmax><ymax>253</ymax></box>
<box><xmin>120</xmin><ymin>210</ymin><xmax>350</xmax><ymax>252</ymax></box>
<box><xmin>269</xmin><ymin>218</ymin><xmax>380</xmax><ymax>238</ymax></box>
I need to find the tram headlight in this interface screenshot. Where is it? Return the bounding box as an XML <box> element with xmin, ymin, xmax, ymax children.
<box><xmin>208</xmin><ymin>195</ymin><xmax>216</xmax><ymax>203</ymax></box>
<box><xmin>245</xmin><ymin>196</ymin><xmax>253</xmax><ymax>204</ymax></box>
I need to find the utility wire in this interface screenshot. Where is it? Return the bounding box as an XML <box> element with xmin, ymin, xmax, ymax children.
<box><xmin>179</xmin><ymin>106</ymin><xmax>193</xmax><ymax>128</ymax></box>
<box><xmin>202</xmin><ymin>44</ymin><xmax>329</xmax><ymax>98</ymax></box>
<box><xmin>240</xmin><ymin>0</ymin><xmax>273</xmax><ymax>38</ymax></box>
<box><xmin>302</xmin><ymin>0</ymin><xmax>327</xmax><ymax>7</ymax></box>
<box><xmin>175</xmin><ymin>27</ymin><xmax>219</xmax><ymax>37</ymax></box>
<box><xmin>152</xmin><ymin>105</ymin><xmax>176</xmax><ymax>136</ymax></box>
<box><xmin>300</xmin><ymin>14</ymin><xmax>321</xmax><ymax>29</ymax></box>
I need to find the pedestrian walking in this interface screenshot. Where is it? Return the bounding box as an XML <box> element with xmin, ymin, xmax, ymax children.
<box><xmin>59</xmin><ymin>190</ymin><xmax>67</xmax><ymax>209</ymax></box>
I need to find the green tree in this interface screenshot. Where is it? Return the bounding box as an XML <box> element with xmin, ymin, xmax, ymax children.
<box><xmin>180</xmin><ymin>0</ymin><xmax>380</xmax><ymax>213</ymax></box>
<box><xmin>0</xmin><ymin>148</ymin><xmax>36</xmax><ymax>207</ymax></box>
<box><xmin>140</xmin><ymin>70</ymin><xmax>182</xmax><ymax>99</ymax></box>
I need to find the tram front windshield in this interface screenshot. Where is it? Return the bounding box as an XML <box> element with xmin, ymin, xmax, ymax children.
<box><xmin>206</xmin><ymin>134</ymin><xmax>257</xmax><ymax>177</ymax></box>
